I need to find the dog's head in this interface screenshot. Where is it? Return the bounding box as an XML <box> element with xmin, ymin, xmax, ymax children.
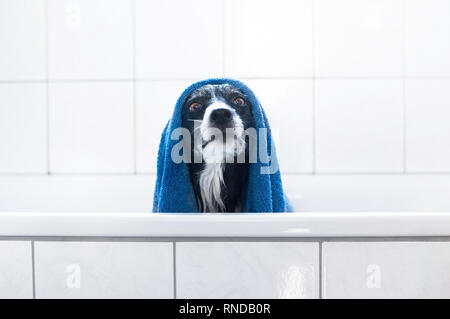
<box><xmin>181</xmin><ymin>84</ymin><xmax>255</xmax><ymax>163</ymax></box>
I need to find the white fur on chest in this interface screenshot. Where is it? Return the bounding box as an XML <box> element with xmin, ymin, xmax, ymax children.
<box><xmin>198</xmin><ymin>163</ymin><xmax>225</xmax><ymax>212</ymax></box>
<box><xmin>194</xmin><ymin>90</ymin><xmax>246</xmax><ymax>212</ymax></box>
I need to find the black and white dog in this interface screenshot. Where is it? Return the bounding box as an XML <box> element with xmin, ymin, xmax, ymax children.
<box><xmin>181</xmin><ymin>84</ymin><xmax>255</xmax><ymax>212</ymax></box>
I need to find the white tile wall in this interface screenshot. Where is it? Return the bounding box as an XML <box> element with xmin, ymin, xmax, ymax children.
<box><xmin>0</xmin><ymin>175</ymin><xmax>155</xmax><ymax>212</ymax></box>
<box><xmin>245</xmin><ymin>79</ymin><xmax>313</xmax><ymax>173</ymax></box>
<box><xmin>315</xmin><ymin>80</ymin><xmax>404</xmax><ymax>173</ymax></box>
<box><xmin>48</xmin><ymin>0</ymin><xmax>133</xmax><ymax>79</ymax></box>
<box><xmin>0</xmin><ymin>241</ymin><xmax>33</xmax><ymax>299</ymax></box>
<box><xmin>0</xmin><ymin>0</ymin><xmax>450</xmax><ymax>208</ymax></box>
<box><xmin>283</xmin><ymin>174</ymin><xmax>450</xmax><ymax>212</ymax></box>
<box><xmin>49</xmin><ymin>82</ymin><xmax>134</xmax><ymax>173</ymax></box>
<box><xmin>35</xmin><ymin>241</ymin><xmax>173</xmax><ymax>298</ymax></box>
<box><xmin>323</xmin><ymin>242</ymin><xmax>450</xmax><ymax>299</ymax></box>
<box><xmin>224</xmin><ymin>0</ymin><xmax>313</xmax><ymax>77</ymax></box>
<box><xmin>225</xmin><ymin>0</ymin><xmax>312</xmax><ymax>77</ymax></box>
<box><xmin>1</xmin><ymin>174</ymin><xmax>450</xmax><ymax>212</ymax></box>
<box><xmin>405</xmin><ymin>0</ymin><xmax>450</xmax><ymax>76</ymax></box>
<box><xmin>135</xmin><ymin>0</ymin><xmax>222</xmax><ymax>79</ymax></box>
<box><xmin>0</xmin><ymin>84</ymin><xmax>47</xmax><ymax>173</ymax></box>
<box><xmin>5</xmin><ymin>239</ymin><xmax>450</xmax><ymax>299</ymax></box>
<box><xmin>0</xmin><ymin>0</ymin><xmax>46</xmax><ymax>81</ymax></box>
<box><xmin>406</xmin><ymin>80</ymin><xmax>450</xmax><ymax>172</ymax></box>
<box><xmin>2</xmin><ymin>1</ymin><xmax>450</xmax><ymax>300</ymax></box>
<box><xmin>177</xmin><ymin>242</ymin><xmax>319</xmax><ymax>299</ymax></box>
<box><xmin>136</xmin><ymin>80</ymin><xmax>192</xmax><ymax>173</ymax></box>
<box><xmin>315</xmin><ymin>0</ymin><xmax>403</xmax><ymax>77</ymax></box>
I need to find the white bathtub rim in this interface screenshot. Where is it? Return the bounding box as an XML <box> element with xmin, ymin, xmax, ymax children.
<box><xmin>0</xmin><ymin>212</ymin><xmax>449</xmax><ymax>237</ymax></box>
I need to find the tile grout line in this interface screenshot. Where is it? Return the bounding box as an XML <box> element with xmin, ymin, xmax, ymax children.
<box><xmin>31</xmin><ymin>241</ymin><xmax>36</xmax><ymax>299</ymax></box>
<box><xmin>318</xmin><ymin>241</ymin><xmax>322</xmax><ymax>299</ymax></box>
<box><xmin>45</xmin><ymin>0</ymin><xmax>50</xmax><ymax>175</ymax></box>
<box><xmin>402</xmin><ymin>0</ymin><xmax>407</xmax><ymax>174</ymax></box>
<box><xmin>132</xmin><ymin>0</ymin><xmax>137</xmax><ymax>175</ymax></box>
<box><xmin>4</xmin><ymin>172</ymin><xmax>450</xmax><ymax>177</ymax></box>
<box><xmin>322</xmin><ymin>249</ymin><xmax>326</xmax><ymax>299</ymax></box>
<box><xmin>173</xmin><ymin>241</ymin><xmax>177</xmax><ymax>299</ymax></box>
<box><xmin>311</xmin><ymin>0</ymin><xmax>316</xmax><ymax>175</ymax></box>
<box><xmin>2</xmin><ymin>76</ymin><xmax>450</xmax><ymax>85</ymax></box>
<box><xmin>221</xmin><ymin>0</ymin><xmax>226</xmax><ymax>77</ymax></box>
<box><xmin>3</xmin><ymin>236</ymin><xmax>450</xmax><ymax>242</ymax></box>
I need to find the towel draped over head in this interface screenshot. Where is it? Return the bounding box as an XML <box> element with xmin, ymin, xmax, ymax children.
<box><xmin>153</xmin><ymin>78</ymin><xmax>293</xmax><ymax>213</ymax></box>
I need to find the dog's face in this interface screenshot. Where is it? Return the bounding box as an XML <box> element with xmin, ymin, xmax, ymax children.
<box><xmin>181</xmin><ymin>84</ymin><xmax>254</xmax><ymax>163</ymax></box>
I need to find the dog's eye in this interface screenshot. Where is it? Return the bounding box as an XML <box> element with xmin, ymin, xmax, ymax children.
<box><xmin>234</xmin><ymin>97</ymin><xmax>245</xmax><ymax>106</ymax></box>
<box><xmin>189</xmin><ymin>102</ymin><xmax>202</xmax><ymax>112</ymax></box>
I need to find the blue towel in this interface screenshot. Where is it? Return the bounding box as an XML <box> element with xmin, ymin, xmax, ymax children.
<box><xmin>153</xmin><ymin>78</ymin><xmax>293</xmax><ymax>213</ymax></box>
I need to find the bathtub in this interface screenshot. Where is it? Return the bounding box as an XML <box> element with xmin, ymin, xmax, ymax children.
<box><xmin>0</xmin><ymin>174</ymin><xmax>450</xmax><ymax>299</ymax></box>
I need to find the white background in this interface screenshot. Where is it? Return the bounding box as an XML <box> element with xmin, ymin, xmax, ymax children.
<box><xmin>1</xmin><ymin>0</ymin><xmax>450</xmax><ymax>211</ymax></box>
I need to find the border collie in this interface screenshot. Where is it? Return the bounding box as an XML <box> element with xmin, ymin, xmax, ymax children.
<box><xmin>181</xmin><ymin>84</ymin><xmax>255</xmax><ymax>212</ymax></box>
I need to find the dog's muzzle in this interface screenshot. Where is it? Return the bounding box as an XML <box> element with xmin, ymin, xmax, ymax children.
<box><xmin>198</xmin><ymin>103</ymin><xmax>245</xmax><ymax>163</ymax></box>
<box><xmin>209</xmin><ymin>108</ymin><xmax>233</xmax><ymax>133</ymax></box>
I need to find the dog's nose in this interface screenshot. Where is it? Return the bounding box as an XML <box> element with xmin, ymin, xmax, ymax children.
<box><xmin>210</xmin><ymin>109</ymin><xmax>232</xmax><ymax>125</ymax></box>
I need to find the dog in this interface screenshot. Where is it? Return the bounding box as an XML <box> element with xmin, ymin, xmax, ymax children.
<box><xmin>181</xmin><ymin>84</ymin><xmax>255</xmax><ymax>212</ymax></box>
